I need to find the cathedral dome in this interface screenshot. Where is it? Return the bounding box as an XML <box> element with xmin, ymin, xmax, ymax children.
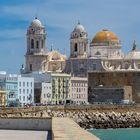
<box><xmin>73</xmin><ymin>22</ymin><xmax>86</xmax><ymax>32</ymax></box>
<box><xmin>31</xmin><ymin>17</ymin><xmax>43</xmax><ymax>27</ymax></box>
<box><xmin>91</xmin><ymin>29</ymin><xmax>119</xmax><ymax>43</ymax></box>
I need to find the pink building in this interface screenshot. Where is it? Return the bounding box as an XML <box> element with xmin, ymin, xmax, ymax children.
<box><xmin>71</xmin><ymin>77</ymin><xmax>88</xmax><ymax>104</ymax></box>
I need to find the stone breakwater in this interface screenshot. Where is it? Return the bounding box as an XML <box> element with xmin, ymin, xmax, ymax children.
<box><xmin>1</xmin><ymin>108</ymin><xmax>140</xmax><ymax>129</ymax></box>
<box><xmin>46</xmin><ymin>111</ymin><xmax>140</xmax><ymax>129</ymax></box>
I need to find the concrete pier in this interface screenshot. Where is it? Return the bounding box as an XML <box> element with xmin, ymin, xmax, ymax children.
<box><xmin>0</xmin><ymin>117</ymin><xmax>100</xmax><ymax>140</ymax></box>
<box><xmin>52</xmin><ymin>117</ymin><xmax>100</xmax><ymax>140</ymax></box>
<box><xmin>0</xmin><ymin>130</ymin><xmax>49</xmax><ymax>140</ymax></box>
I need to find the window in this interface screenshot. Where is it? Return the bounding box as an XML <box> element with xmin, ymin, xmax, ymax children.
<box><xmin>84</xmin><ymin>45</ymin><xmax>86</xmax><ymax>52</ymax></box>
<box><xmin>23</xmin><ymin>89</ymin><xmax>25</xmax><ymax>94</ymax></box>
<box><xmin>31</xmin><ymin>39</ymin><xmax>34</xmax><ymax>48</ymax></box>
<box><xmin>36</xmin><ymin>41</ymin><xmax>39</xmax><ymax>48</ymax></box>
<box><xmin>95</xmin><ymin>51</ymin><xmax>101</xmax><ymax>55</ymax></box>
<box><xmin>125</xmin><ymin>63</ymin><xmax>129</xmax><ymax>69</ymax></box>
<box><xmin>30</xmin><ymin>64</ymin><xmax>32</xmax><ymax>71</ymax></box>
<box><xmin>42</xmin><ymin>40</ymin><xmax>44</xmax><ymax>48</ymax></box>
<box><xmin>19</xmin><ymin>89</ymin><xmax>21</xmax><ymax>94</ymax></box>
<box><xmin>27</xmin><ymin>89</ymin><xmax>29</xmax><ymax>94</ymax></box>
<box><xmin>93</xmin><ymin>64</ymin><xmax>96</xmax><ymax>70</ymax></box>
<box><xmin>23</xmin><ymin>82</ymin><xmax>25</xmax><ymax>87</ymax></box>
<box><xmin>74</xmin><ymin>43</ymin><xmax>77</xmax><ymax>52</ymax></box>
<box><xmin>27</xmin><ymin>82</ymin><xmax>29</xmax><ymax>87</ymax></box>
<box><xmin>23</xmin><ymin>96</ymin><xmax>25</xmax><ymax>101</ymax></box>
<box><xmin>19</xmin><ymin>82</ymin><xmax>21</xmax><ymax>87</ymax></box>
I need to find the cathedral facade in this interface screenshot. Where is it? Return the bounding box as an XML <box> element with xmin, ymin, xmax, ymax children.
<box><xmin>66</xmin><ymin>22</ymin><xmax>140</xmax><ymax>77</ymax></box>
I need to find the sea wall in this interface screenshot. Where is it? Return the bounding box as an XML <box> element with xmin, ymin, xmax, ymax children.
<box><xmin>1</xmin><ymin>105</ymin><xmax>140</xmax><ymax>129</ymax></box>
<box><xmin>0</xmin><ymin>118</ymin><xmax>52</xmax><ymax>130</ymax></box>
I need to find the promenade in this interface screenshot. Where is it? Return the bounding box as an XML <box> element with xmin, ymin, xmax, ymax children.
<box><xmin>52</xmin><ymin>117</ymin><xmax>99</xmax><ymax>140</ymax></box>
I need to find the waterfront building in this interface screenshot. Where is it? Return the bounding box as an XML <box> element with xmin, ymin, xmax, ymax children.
<box><xmin>23</xmin><ymin>72</ymin><xmax>71</xmax><ymax>105</ymax></box>
<box><xmin>51</xmin><ymin>73</ymin><xmax>71</xmax><ymax>104</ymax></box>
<box><xmin>0</xmin><ymin>73</ymin><xmax>18</xmax><ymax>106</ymax></box>
<box><xmin>0</xmin><ymin>89</ymin><xmax>6</xmax><ymax>106</ymax></box>
<box><xmin>0</xmin><ymin>73</ymin><xmax>34</xmax><ymax>106</ymax></box>
<box><xmin>88</xmin><ymin>71</ymin><xmax>137</xmax><ymax>103</ymax></box>
<box><xmin>41</xmin><ymin>82</ymin><xmax>52</xmax><ymax>104</ymax></box>
<box><xmin>71</xmin><ymin>77</ymin><xmax>88</xmax><ymax>104</ymax></box>
<box><xmin>18</xmin><ymin>76</ymin><xmax>34</xmax><ymax>106</ymax></box>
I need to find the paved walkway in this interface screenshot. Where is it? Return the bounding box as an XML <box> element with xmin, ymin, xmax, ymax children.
<box><xmin>52</xmin><ymin>117</ymin><xmax>100</xmax><ymax>140</ymax></box>
<box><xmin>0</xmin><ymin>130</ymin><xmax>49</xmax><ymax>140</ymax></box>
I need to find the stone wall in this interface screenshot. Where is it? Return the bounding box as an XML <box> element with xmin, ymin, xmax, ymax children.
<box><xmin>88</xmin><ymin>71</ymin><xmax>140</xmax><ymax>103</ymax></box>
<box><xmin>0</xmin><ymin>118</ymin><xmax>52</xmax><ymax>131</ymax></box>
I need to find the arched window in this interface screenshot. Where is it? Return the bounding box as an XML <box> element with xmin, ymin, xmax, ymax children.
<box><xmin>74</xmin><ymin>43</ymin><xmax>77</xmax><ymax>52</ymax></box>
<box><xmin>125</xmin><ymin>63</ymin><xmax>129</xmax><ymax>69</ymax></box>
<box><xmin>29</xmin><ymin>64</ymin><xmax>32</xmax><ymax>71</ymax></box>
<box><xmin>42</xmin><ymin>40</ymin><xmax>44</xmax><ymax>48</ymax></box>
<box><xmin>31</xmin><ymin>39</ymin><xmax>34</xmax><ymax>48</ymax></box>
<box><xmin>84</xmin><ymin>45</ymin><xmax>86</xmax><ymax>52</ymax></box>
<box><xmin>36</xmin><ymin>41</ymin><xmax>39</xmax><ymax>48</ymax></box>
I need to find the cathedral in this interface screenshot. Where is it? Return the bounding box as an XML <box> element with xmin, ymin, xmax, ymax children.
<box><xmin>21</xmin><ymin>17</ymin><xmax>140</xmax><ymax>76</ymax></box>
<box><xmin>20</xmin><ymin>17</ymin><xmax>140</xmax><ymax>103</ymax></box>
<box><xmin>21</xmin><ymin>17</ymin><xmax>66</xmax><ymax>74</ymax></box>
<box><xmin>65</xmin><ymin>22</ymin><xmax>140</xmax><ymax>77</ymax></box>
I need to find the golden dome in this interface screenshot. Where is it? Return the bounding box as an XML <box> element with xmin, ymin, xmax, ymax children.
<box><xmin>92</xmin><ymin>29</ymin><xmax>119</xmax><ymax>43</ymax></box>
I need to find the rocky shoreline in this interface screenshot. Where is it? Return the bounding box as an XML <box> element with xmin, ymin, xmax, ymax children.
<box><xmin>47</xmin><ymin>111</ymin><xmax>140</xmax><ymax>129</ymax></box>
<box><xmin>1</xmin><ymin>108</ymin><xmax>140</xmax><ymax>129</ymax></box>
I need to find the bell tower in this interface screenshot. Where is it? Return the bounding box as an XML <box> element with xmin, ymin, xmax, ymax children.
<box><xmin>24</xmin><ymin>17</ymin><xmax>47</xmax><ymax>73</ymax></box>
<box><xmin>70</xmin><ymin>22</ymin><xmax>88</xmax><ymax>58</ymax></box>
<box><xmin>26</xmin><ymin>17</ymin><xmax>46</xmax><ymax>54</ymax></box>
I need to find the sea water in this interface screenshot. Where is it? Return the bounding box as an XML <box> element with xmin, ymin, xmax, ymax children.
<box><xmin>88</xmin><ymin>128</ymin><xmax>140</xmax><ymax>140</ymax></box>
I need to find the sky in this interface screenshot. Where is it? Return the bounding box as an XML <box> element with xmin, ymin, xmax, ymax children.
<box><xmin>0</xmin><ymin>0</ymin><xmax>140</xmax><ymax>73</ymax></box>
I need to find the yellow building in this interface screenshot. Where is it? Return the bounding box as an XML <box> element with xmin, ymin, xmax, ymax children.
<box><xmin>0</xmin><ymin>90</ymin><xmax>6</xmax><ymax>106</ymax></box>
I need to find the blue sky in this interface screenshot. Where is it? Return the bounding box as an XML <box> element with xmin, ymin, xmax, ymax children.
<box><xmin>0</xmin><ymin>0</ymin><xmax>140</xmax><ymax>73</ymax></box>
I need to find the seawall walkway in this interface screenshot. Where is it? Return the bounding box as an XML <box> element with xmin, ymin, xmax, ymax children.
<box><xmin>52</xmin><ymin>117</ymin><xmax>100</xmax><ymax>140</ymax></box>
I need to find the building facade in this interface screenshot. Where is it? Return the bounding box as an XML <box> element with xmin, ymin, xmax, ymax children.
<box><xmin>65</xmin><ymin>23</ymin><xmax>140</xmax><ymax>77</ymax></box>
<box><xmin>51</xmin><ymin>73</ymin><xmax>71</xmax><ymax>104</ymax></box>
<box><xmin>21</xmin><ymin>17</ymin><xmax>66</xmax><ymax>74</ymax></box>
<box><xmin>0</xmin><ymin>73</ymin><xmax>34</xmax><ymax>106</ymax></box>
<box><xmin>0</xmin><ymin>90</ymin><xmax>6</xmax><ymax>107</ymax></box>
<box><xmin>88</xmin><ymin>71</ymin><xmax>139</xmax><ymax>103</ymax></box>
<box><xmin>18</xmin><ymin>76</ymin><xmax>34</xmax><ymax>106</ymax></box>
<box><xmin>71</xmin><ymin>77</ymin><xmax>88</xmax><ymax>104</ymax></box>
<box><xmin>64</xmin><ymin>23</ymin><xmax>140</xmax><ymax>103</ymax></box>
<box><xmin>41</xmin><ymin>82</ymin><xmax>52</xmax><ymax>104</ymax></box>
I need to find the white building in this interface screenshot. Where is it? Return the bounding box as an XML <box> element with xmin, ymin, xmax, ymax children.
<box><xmin>18</xmin><ymin>76</ymin><xmax>34</xmax><ymax>106</ymax></box>
<box><xmin>41</xmin><ymin>82</ymin><xmax>52</xmax><ymax>104</ymax></box>
<box><xmin>71</xmin><ymin>77</ymin><xmax>88</xmax><ymax>104</ymax></box>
